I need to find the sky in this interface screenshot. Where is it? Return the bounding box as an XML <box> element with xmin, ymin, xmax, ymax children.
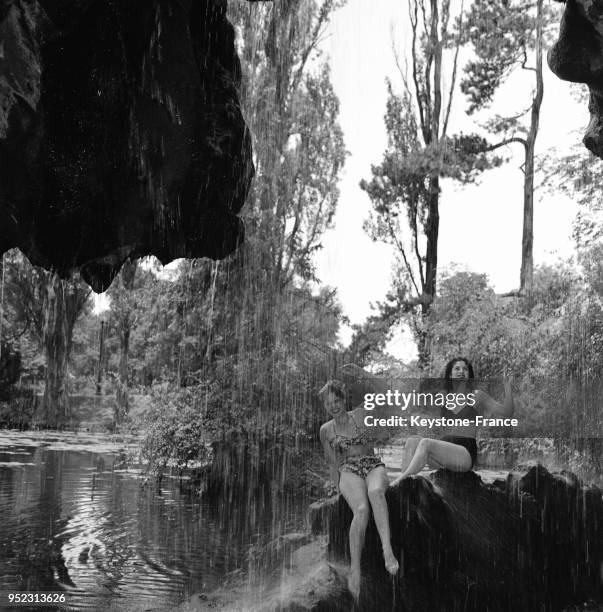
<box><xmin>312</xmin><ymin>0</ymin><xmax>588</xmax><ymax>359</ymax></box>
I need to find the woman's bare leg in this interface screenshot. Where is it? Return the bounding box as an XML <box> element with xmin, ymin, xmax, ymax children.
<box><xmin>392</xmin><ymin>438</ymin><xmax>472</xmax><ymax>485</ymax></box>
<box><xmin>398</xmin><ymin>436</ymin><xmax>422</xmax><ymax>474</ymax></box>
<box><xmin>339</xmin><ymin>471</ymin><xmax>370</xmax><ymax>599</ymax></box>
<box><xmin>366</xmin><ymin>466</ymin><xmax>399</xmax><ymax>576</ymax></box>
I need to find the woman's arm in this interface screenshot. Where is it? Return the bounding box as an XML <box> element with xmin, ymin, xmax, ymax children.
<box><xmin>320</xmin><ymin>423</ymin><xmax>340</xmax><ymax>493</ymax></box>
<box><xmin>340</xmin><ymin>363</ymin><xmax>390</xmax><ymax>393</ymax></box>
<box><xmin>476</xmin><ymin>378</ymin><xmax>514</xmax><ymax>417</ymax></box>
<box><xmin>342</xmin><ymin>364</ymin><xmax>409</xmax><ymax>424</ymax></box>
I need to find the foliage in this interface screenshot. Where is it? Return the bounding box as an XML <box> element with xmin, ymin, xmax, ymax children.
<box><xmin>461</xmin><ymin>0</ymin><xmax>560</xmax><ymax>120</ymax></box>
<box><xmin>138</xmin><ymin>385</ymin><xmax>214</xmax><ymax>476</ymax></box>
<box><xmin>540</xmin><ymin>146</ymin><xmax>603</xmax><ymax>250</ymax></box>
<box><xmin>462</xmin><ymin>0</ymin><xmax>541</xmax><ymax>114</ymax></box>
<box><xmin>231</xmin><ymin>0</ymin><xmax>347</xmax><ymax>285</ymax></box>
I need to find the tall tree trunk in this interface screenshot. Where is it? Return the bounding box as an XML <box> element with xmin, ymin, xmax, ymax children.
<box><xmin>520</xmin><ymin>0</ymin><xmax>544</xmax><ymax>296</ymax></box>
<box><xmin>115</xmin><ymin>326</ymin><xmax>130</xmax><ymax>425</ymax></box>
<box><xmin>416</xmin><ymin>325</ymin><xmax>431</xmax><ymax>371</ymax></box>
<box><xmin>521</xmin><ymin>142</ymin><xmax>535</xmax><ymax>296</ymax></box>
<box><xmin>416</xmin><ymin>173</ymin><xmax>441</xmax><ymax>369</ymax></box>
<box><xmin>39</xmin><ymin>275</ymin><xmax>71</xmax><ymax>427</ymax></box>
<box><xmin>114</xmin><ymin>260</ymin><xmax>137</xmax><ymax>425</ymax></box>
<box><xmin>424</xmin><ymin>175</ymin><xmax>440</xmax><ymax>305</ymax></box>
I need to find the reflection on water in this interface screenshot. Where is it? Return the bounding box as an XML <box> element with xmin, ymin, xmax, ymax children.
<box><xmin>0</xmin><ymin>431</ymin><xmax>306</xmax><ymax>611</ymax></box>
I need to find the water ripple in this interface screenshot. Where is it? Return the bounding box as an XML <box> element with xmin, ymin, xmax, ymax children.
<box><xmin>0</xmin><ymin>430</ymin><xmax>307</xmax><ymax>611</ymax></box>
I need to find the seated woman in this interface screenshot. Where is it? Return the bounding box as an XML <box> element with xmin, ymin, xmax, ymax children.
<box><xmin>340</xmin><ymin>359</ymin><xmax>514</xmax><ymax>484</ymax></box>
<box><xmin>392</xmin><ymin>358</ymin><xmax>514</xmax><ymax>483</ymax></box>
<box><xmin>318</xmin><ymin>379</ymin><xmax>399</xmax><ymax>599</ymax></box>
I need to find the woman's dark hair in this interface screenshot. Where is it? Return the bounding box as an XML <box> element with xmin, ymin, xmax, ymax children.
<box><xmin>318</xmin><ymin>379</ymin><xmax>346</xmax><ymax>400</ymax></box>
<box><xmin>443</xmin><ymin>357</ymin><xmax>475</xmax><ymax>391</ymax></box>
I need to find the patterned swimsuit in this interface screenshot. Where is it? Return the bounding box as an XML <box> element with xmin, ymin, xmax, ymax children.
<box><xmin>330</xmin><ymin>412</ymin><xmax>385</xmax><ymax>479</ymax></box>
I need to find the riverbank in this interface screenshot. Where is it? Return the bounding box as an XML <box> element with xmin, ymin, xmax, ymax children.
<box><xmin>0</xmin><ymin>392</ymin><xmax>154</xmax><ymax>432</ymax></box>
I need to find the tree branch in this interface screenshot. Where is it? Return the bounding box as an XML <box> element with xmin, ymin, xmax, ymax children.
<box><xmin>409</xmin><ymin>202</ymin><xmax>425</xmax><ymax>289</ymax></box>
<box><xmin>289</xmin><ymin>0</ymin><xmax>333</xmax><ymax>96</ymax></box>
<box><xmin>392</xmin><ymin>38</ymin><xmax>413</xmax><ymax>101</ymax></box>
<box><xmin>430</xmin><ymin>0</ymin><xmax>442</xmax><ymax>142</ymax></box>
<box><xmin>520</xmin><ymin>46</ymin><xmax>537</xmax><ymax>73</ymax></box>
<box><xmin>480</xmin><ymin>137</ymin><xmax>527</xmax><ymax>152</ymax></box>
<box><xmin>409</xmin><ymin>1</ymin><xmax>427</xmax><ymax>141</ymax></box>
<box><xmin>385</xmin><ymin>215</ymin><xmax>421</xmax><ymax>297</ymax></box>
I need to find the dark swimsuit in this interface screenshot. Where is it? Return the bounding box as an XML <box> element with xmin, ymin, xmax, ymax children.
<box><xmin>330</xmin><ymin>413</ymin><xmax>385</xmax><ymax>479</ymax></box>
<box><xmin>440</xmin><ymin>404</ymin><xmax>478</xmax><ymax>467</ymax></box>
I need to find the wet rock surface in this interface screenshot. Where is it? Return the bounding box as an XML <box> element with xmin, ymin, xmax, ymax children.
<box><xmin>175</xmin><ymin>537</ymin><xmax>353</xmax><ymax>612</ymax></box>
<box><xmin>300</xmin><ymin>464</ymin><xmax>602</xmax><ymax>611</ymax></box>
<box><xmin>0</xmin><ymin>0</ymin><xmax>253</xmax><ymax>291</ymax></box>
<box><xmin>549</xmin><ymin>0</ymin><xmax>603</xmax><ymax>157</ymax></box>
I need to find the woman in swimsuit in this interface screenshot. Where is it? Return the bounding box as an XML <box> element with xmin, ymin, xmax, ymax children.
<box><xmin>390</xmin><ymin>357</ymin><xmax>514</xmax><ymax>484</ymax></box>
<box><xmin>339</xmin><ymin>359</ymin><xmax>514</xmax><ymax>483</ymax></box>
<box><xmin>318</xmin><ymin>379</ymin><xmax>399</xmax><ymax>599</ymax></box>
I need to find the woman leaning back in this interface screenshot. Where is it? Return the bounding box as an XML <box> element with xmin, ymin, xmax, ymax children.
<box><xmin>340</xmin><ymin>359</ymin><xmax>514</xmax><ymax>486</ymax></box>
<box><xmin>318</xmin><ymin>379</ymin><xmax>399</xmax><ymax>600</ymax></box>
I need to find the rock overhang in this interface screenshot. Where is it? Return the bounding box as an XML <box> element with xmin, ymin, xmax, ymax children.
<box><xmin>549</xmin><ymin>0</ymin><xmax>603</xmax><ymax>158</ymax></box>
<box><xmin>0</xmin><ymin>0</ymin><xmax>256</xmax><ymax>292</ymax></box>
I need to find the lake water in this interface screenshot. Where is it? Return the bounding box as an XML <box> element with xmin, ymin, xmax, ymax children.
<box><xmin>0</xmin><ymin>431</ymin><xmax>307</xmax><ymax>611</ymax></box>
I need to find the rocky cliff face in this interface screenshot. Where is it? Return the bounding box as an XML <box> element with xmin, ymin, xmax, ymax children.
<box><xmin>549</xmin><ymin>0</ymin><xmax>603</xmax><ymax>158</ymax></box>
<box><xmin>0</xmin><ymin>0</ymin><xmax>254</xmax><ymax>291</ymax></box>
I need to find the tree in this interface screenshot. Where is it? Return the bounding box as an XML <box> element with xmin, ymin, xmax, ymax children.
<box><xmin>218</xmin><ymin>1</ymin><xmax>347</xmax><ymax>360</ymax></box>
<box><xmin>2</xmin><ymin>250</ymin><xmax>90</xmax><ymax>426</ymax></box>
<box><xmin>106</xmin><ymin>259</ymin><xmax>139</xmax><ymax>424</ymax></box>
<box><xmin>40</xmin><ymin>274</ymin><xmax>90</xmax><ymax>424</ymax></box>
<box><xmin>360</xmin><ymin>0</ymin><xmax>499</xmax><ymax>366</ymax></box>
<box><xmin>461</xmin><ymin>0</ymin><xmax>560</xmax><ymax>295</ymax></box>
<box><xmin>231</xmin><ymin>0</ymin><xmax>346</xmax><ymax>282</ymax></box>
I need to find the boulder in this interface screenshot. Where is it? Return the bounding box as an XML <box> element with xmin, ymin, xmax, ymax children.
<box><xmin>302</xmin><ymin>464</ymin><xmax>601</xmax><ymax>611</ymax></box>
<box><xmin>0</xmin><ymin>0</ymin><xmax>254</xmax><ymax>291</ymax></box>
<box><xmin>548</xmin><ymin>0</ymin><xmax>603</xmax><ymax>157</ymax></box>
<box><xmin>174</xmin><ymin>538</ymin><xmax>353</xmax><ymax>612</ymax></box>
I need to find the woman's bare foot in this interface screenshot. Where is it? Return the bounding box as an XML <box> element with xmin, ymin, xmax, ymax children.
<box><xmin>348</xmin><ymin>567</ymin><xmax>361</xmax><ymax>600</ymax></box>
<box><xmin>383</xmin><ymin>550</ymin><xmax>399</xmax><ymax>575</ymax></box>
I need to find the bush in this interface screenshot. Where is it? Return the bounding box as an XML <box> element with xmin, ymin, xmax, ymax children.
<box><xmin>0</xmin><ymin>388</ymin><xmax>35</xmax><ymax>428</ymax></box>
<box><xmin>139</xmin><ymin>384</ymin><xmax>213</xmax><ymax>476</ymax></box>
